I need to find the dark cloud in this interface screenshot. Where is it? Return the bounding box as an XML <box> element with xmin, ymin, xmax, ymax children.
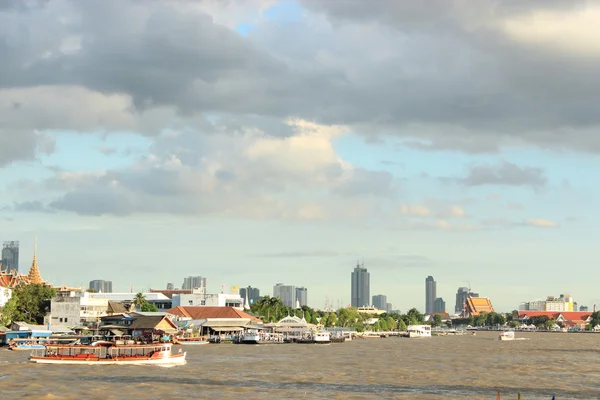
<box><xmin>456</xmin><ymin>161</ymin><xmax>546</xmax><ymax>188</ymax></box>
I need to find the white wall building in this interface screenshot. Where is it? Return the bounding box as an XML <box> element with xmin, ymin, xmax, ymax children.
<box><xmin>172</xmin><ymin>292</ymin><xmax>243</xmax><ymax>309</ymax></box>
<box><xmin>50</xmin><ymin>291</ymin><xmax>109</xmax><ymax>326</ymax></box>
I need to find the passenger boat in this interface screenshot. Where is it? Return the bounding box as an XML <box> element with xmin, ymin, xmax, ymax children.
<box><xmin>313</xmin><ymin>331</ymin><xmax>331</xmax><ymax>344</ymax></box>
<box><xmin>29</xmin><ymin>341</ymin><xmax>186</xmax><ymax>365</ymax></box>
<box><xmin>406</xmin><ymin>325</ymin><xmax>432</xmax><ymax>338</ymax></box>
<box><xmin>498</xmin><ymin>331</ymin><xmax>515</xmax><ymax>341</ymax></box>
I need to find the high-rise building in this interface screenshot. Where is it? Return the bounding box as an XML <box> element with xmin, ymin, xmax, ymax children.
<box><xmin>425</xmin><ymin>276</ymin><xmax>436</xmax><ymax>314</ymax></box>
<box><xmin>1</xmin><ymin>241</ymin><xmax>19</xmax><ymax>274</ymax></box>
<box><xmin>295</xmin><ymin>287</ymin><xmax>308</xmax><ymax>307</ymax></box>
<box><xmin>385</xmin><ymin>302</ymin><xmax>393</xmax><ymax>313</ymax></box>
<box><xmin>273</xmin><ymin>283</ymin><xmax>296</xmax><ymax>307</ymax></box>
<box><xmin>166</xmin><ymin>283</ymin><xmax>174</xmax><ymax>290</ymax></box>
<box><xmin>89</xmin><ymin>280</ymin><xmax>113</xmax><ymax>293</ymax></box>
<box><xmin>351</xmin><ymin>263</ymin><xmax>370</xmax><ymax>307</ymax></box>
<box><xmin>433</xmin><ymin>297</ymin><xmax>446</xmax><ymax>313</ymax></box>
<box><xmin>455</xmin><ymin>287</ymin><xmax>470</xmax><ymax>314</ymax></box>
<box><xmin>372</xmin><ymin>294</ymin><xmax>387</xmax><ymax>310</ymax></box>
<box><xmin>182</xmin><ymin>276</ymin><xmax>206</xmax><ymax>291</ymax></box>
<box><xmin>240</xmin><ymin>286</ymin><xmax>261</xmax><ymax>306</ymax></box>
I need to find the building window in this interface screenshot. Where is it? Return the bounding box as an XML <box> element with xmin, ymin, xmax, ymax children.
<box><xmin>59</xmin><ymin>318</ymin><xmax>63</xmax><ymax>323</ymax></box>
<box><xmin>64</xmin><ymin>318</ymin><xmax>68</xmax><ymax>323</ymax></box>
<box><xmin>188</xmin><ymin>300</ymin><xmax>193</xmax><ymax>305</ymax></box>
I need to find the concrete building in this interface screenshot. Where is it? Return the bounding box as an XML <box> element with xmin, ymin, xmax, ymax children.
<box><xmin>385</xmin><ymin>302</ymin><xmax>393</xmax><ymax>313</ymax></box>
<box><xmin>273</xmin><ymin>283</ymin><xmax>296</xmax><ymax>307</ymax></box>
<box><xmin>172</xmin><ymin>291</ymin><xmax>243</xmax><ymax>309</ymax></box>
<box><xmin>1</xmin><ymin>241</ymin><xmax>19</xmax><ymax>274</ymax></box>
<box><xmin>295</xmin><ymin>287</ymin><xmax>308</xmax><ymax>307</ymax></box>
<box><xmin>239</xmin><ymin>286</ymin><xmax>261</xmax><ymax>306</ymax></box>
<box><xmin>433</xmin><ymin>297</ymin><xmax>446</xmax><ymax>313</ymax></box>
<box><xmin>182</xmin><ymin>276</ymin><xmax>206</xmax><ymax>292</ymax></box>
<box><xmin>89</xmin><ymin>279</ymin><xmax>113</xmax><ymax>293</ymax></box>
<box><xmin>372</xmin><ymin>294</ymin><xmax>387</xmax><ymax>310</ymax></box>
<box><xmin>425</xmin><ymin>276</ymin><xmax>436</xmax><ymax>314</ymax></box>
<box><xmin>166</xmin><ymin>283</ymin><xmax>174</xmax><ymax>290</ymax></box>
<box><xmin>351</xmin><ymin>263</ymin><xmax>370</xmax><ymax>307</ymax></box>
<box><xmin>50</xmin><ymin>290</ymin><xmax>109</xmax><ymax>326</ymax></box>
<box><xmin>519</xmin><ymin>294</ymin><xmax>575</xmax><ymax>312</ymax></box>
<box><xmin>87</xmin><ymin>292</ymin><xmax>172</xmax><ymax>310</ymax></box>
<box><xmin>455</xmin><ymin>287</ymin><xmax>469</xmax><ymax>315</ymax></box>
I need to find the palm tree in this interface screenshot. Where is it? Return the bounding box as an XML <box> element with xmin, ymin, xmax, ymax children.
<box><xmin>133</xmin><ymin>293</ymin><xmax>146</xmax><ymax>310</ymax></box>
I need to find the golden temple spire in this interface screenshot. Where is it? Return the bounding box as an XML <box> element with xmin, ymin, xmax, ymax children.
<box><xmin>27</xmin><ymin>236</ymin><xmax>43</xmax><ymax>284</ymax></box>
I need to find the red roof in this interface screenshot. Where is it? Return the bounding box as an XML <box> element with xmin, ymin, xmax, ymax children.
<box><xmin>518</xmin><ymin>311</ymin><xmax>592</xmax><ymax>321</ymax></box>
<box><xmin>166</xmin><ymin>306</ymin><xmax>262</xmax><ymax>322</ymax></box>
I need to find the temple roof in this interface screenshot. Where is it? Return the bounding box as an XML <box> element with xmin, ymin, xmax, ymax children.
<box><xmin>27</xmin><ymin>241</ymin><xmax>43</xmax><ymax>285</ymax></box>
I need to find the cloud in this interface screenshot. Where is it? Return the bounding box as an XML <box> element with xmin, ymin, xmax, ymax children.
<box><xmin>22</xmin><ymin>119</ymin><xmax>394</xmax><ymax>218</ymax></box>
<box><xmin>523</xmin><ymin>218</ymin><xmax>559</xmax><ymax>228</ymax></box>
<box><xmin>399</xmin><ymin>203</ymin><xmax>466</xmax><ymax>219</ymax></box>
<box><xmin>0</xmin><ymin>0</ymin><xmax>599</xmax><ymax>166</ymax></box>
<box><xmin>456</xmin><ymin>161</ymin><xmax>546</xmax><ymax>188</ymax></box>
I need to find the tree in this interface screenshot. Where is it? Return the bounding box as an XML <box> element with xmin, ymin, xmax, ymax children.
<box><xmin>398</xmin><ymin>319</ymin><xmax>407</xmax><ymax>331</ymax></box>
<box><xmin>432</xmin><ymin>314</ymin><xmax>443</xmax><ymax>327</ymax></box>
<box><xmin>0</xmin><ymin>284</ymin><xmax>56</xmax><ymax>325</ymax></box>
<box><xmin>406</xmin><ymin>308</ymin><xmax>424</xmax><ymax>324</ymax></box>
<box><xmin>588</xmin><ymin>311</ymin><xmax>600</xmax><ymax>330</ymax></box>
<box><xmin>133</xmin><ymin>293</ymin><xmax>146</xmax><ymax>310</ymax></box>
<box><xmin>141</xmin><ymin>302</ymin><xmax>158</xmax><ymax>312</ymax></box>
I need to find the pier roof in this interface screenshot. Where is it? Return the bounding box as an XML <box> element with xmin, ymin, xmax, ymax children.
<box><xmin>166</xmin><ymin>306</ymin><xmax>261</xmax><ymax>322</ymax></box>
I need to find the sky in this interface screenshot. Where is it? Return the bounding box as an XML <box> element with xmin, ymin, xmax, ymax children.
<box><xmin>0</xmin><ymin>0</ymin><xmax>599</xmax><ymax>313</ymax></box>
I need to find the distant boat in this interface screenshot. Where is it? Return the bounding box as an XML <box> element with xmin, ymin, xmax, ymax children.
<box><xmin>176</xmin><ymin>337</ymin><xmax>209</xmax><ymax>345</ymax></box>
<box><xmin>498</xmin><ymin>331</ymin><xmax>515</xmax><ymax>341</ymax></box>
<box><xmin>406</xmin><ymin>325</ymin><xmax>432</xmax><ymax>338</ymax></box>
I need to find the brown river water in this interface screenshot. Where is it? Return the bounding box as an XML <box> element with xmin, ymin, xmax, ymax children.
<box><xmin>1</xmin><ymin>331</ymin><xmax>600</xmax><ymax>400</ymax></box>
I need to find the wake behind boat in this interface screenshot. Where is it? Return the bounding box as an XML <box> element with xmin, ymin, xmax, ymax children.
<box><xmin>29</xmin><ymin>341</ymin><xmax>186</xmax><ymax>365</ymax></box>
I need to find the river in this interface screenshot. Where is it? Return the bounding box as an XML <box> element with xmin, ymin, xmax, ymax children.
<box><xmin>1</xmin><ymin>331</ymin><xmax>599</xmax><ymax>399</ymax></box>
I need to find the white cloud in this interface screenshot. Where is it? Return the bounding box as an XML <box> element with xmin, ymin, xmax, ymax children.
<box><xmin>501</xmin><ymin>7</ymin><xmax>600</xmax><ymax>56</ymax></box>
<box><xmin>524</xmin><ymin>218</ymin><xmax>559</xmax><ymax>228</ymax></box>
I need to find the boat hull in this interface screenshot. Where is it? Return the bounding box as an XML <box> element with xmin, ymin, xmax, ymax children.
<box><xmin>179</xmin><ymin>341</ymin><xmax>209</xmax><ymax>345</ymax></box>
<box><xmin>29</xmin><ymin>353</ymin><xmax>187</xmax><ymax>365</ymax></box>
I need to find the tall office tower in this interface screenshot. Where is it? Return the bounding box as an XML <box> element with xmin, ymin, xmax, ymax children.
<box><xmin>166</xmin><ymin>283</ymin><xmax>174</xmax><ymax>290</ymax></box>
<box><xmin>455</xmin><ymin>287</ymin><xmax>470</xmax><ymax>314</ymax></box>
<box><xmin>89</xmin><ymin>280</ymin><xmax>113</xmax><ymax>293</ymax></box>
<box><xmin>351</xmin><ymin>263</ymin><xmax>370</xmax><ymax>307</ymax></box>
<box><xmin>385</xmin><ymin>302</ymin><xmax>393</xmax><ymax>313</ymax></box>
<box><xmin>182</xmin><ymin>276</ymin><xmax>206</xmax><ymax>291</ymax></box>
<box><xmin>295</xmin><ymin>287</ymin><xmax>308</xmax><ymax>307</ymax></box>
<box><xmin>372</xmin><ymin>294</ymin><xmax>387</xmax><ymax>310</ymax></box>
<box><xmin>240</xmin><ymin>286</ymin><xmax>261</xmax><ymax>305</ymax></box>
<box><xmin>425</xmin><ymin>276</ymin><xmax>436</xmax><ymax>314</ymax></box>
<box><xmin>1</xmin><ymin>241</ymin><xmax>19</xmax><ymax>274</ymax></box>
<box><xmin>433</xmin><ymin>297</ymin><xmax>446</xmax><ymax>313</ymax></box>
<box><xmin>273</xmin><ymin>283</ymin><xmax>296</xmax><ymax>307</ymax></box>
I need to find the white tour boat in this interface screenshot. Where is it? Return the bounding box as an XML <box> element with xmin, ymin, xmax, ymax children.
<box><xmin>406</xmin><ymin>325</ymin><xmax>432</xmax><ymax>338</ymax></box>
<box><xmin>29</xmin><ymin>341</ymin><xmax>186</xmax><ymax>365</ymax></box>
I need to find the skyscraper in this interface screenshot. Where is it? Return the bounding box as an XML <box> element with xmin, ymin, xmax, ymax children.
<box><xmin>433</xmin><ymin>297</ymin><xmax>446</xmax><ymax>313</ymax></box>
<box><xmin>295</xmin><ymin>287</ymin><xmax>308</xmax><ymax>307</ymax></box>
<box><xmin>455</xmin><ymin>287</ymin><xmax>470</xmax><ymax>315</ymax></box>
<box><xmin>372</xmin><ymin>294</ymin><xmax>387</xmax><ymax>310</ymax></box>
<box><xmin>425</xmin><ymin>276</ymin><xmax>436</xmax><ymax>314</ymax></box>
<box><xmin>351</xmin><ymin>263</ymin><xmax>370</xmax><ymax>307</ymax></box>
<box><xmin>182</xmin><ymin>276</ymin><xmax>206</xmax><ymax>291</ymax></box>
<box><xmin>89</xmin><ymin>280</ymin><xmax>113</xmax><ymax>293</ymax></box>
<box><xmin>273</xmin><ymin>283</ymin><xmax>296</xmax><ymax>307</ymax></box>
<box><xmin>240</xmin><ymin>286</ymin><xmax>261</xmax><ymax>305</ymax></box>
<box><xmin>1</xmin><ymin>241</ymin><xmax>19</xmax><ymax>274</ymax></box>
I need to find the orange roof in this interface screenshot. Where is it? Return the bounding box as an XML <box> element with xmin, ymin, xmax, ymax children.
<box><xmin>465</xmin><ymin>297</ymin><xmax>494</xmax><ymax>316</ymax></box>
<box><xmin>166</xmin><ymin>306</ymin><xmax>262</xmax><ymax>322</ymax></box>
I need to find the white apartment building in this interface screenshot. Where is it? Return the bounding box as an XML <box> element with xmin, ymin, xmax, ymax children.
<box><xmin>172</xmin><ymin>292</ymin><xmax>243</xmax><ymax>309</ymax></box>
<box><xmin>50</xmin><ymin>291</ymin><xmax>109</xmax><ymax>326</ymax></box>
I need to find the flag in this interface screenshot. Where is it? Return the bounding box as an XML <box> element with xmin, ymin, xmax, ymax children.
<box><xmin>496</xmin><ymin>392</ymin><xmax>500</xmax><ymax>400</ymax></box>
<box><xmin>551</xmin><ymin>396</ymin><xmax>555</xmax><ymax>400</ymax></box>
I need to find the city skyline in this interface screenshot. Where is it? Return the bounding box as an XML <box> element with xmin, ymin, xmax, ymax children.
<box><xmin>1</xmin><ymin>1</ymin><xmax>599</xmax><ymax>312</ymax></box>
